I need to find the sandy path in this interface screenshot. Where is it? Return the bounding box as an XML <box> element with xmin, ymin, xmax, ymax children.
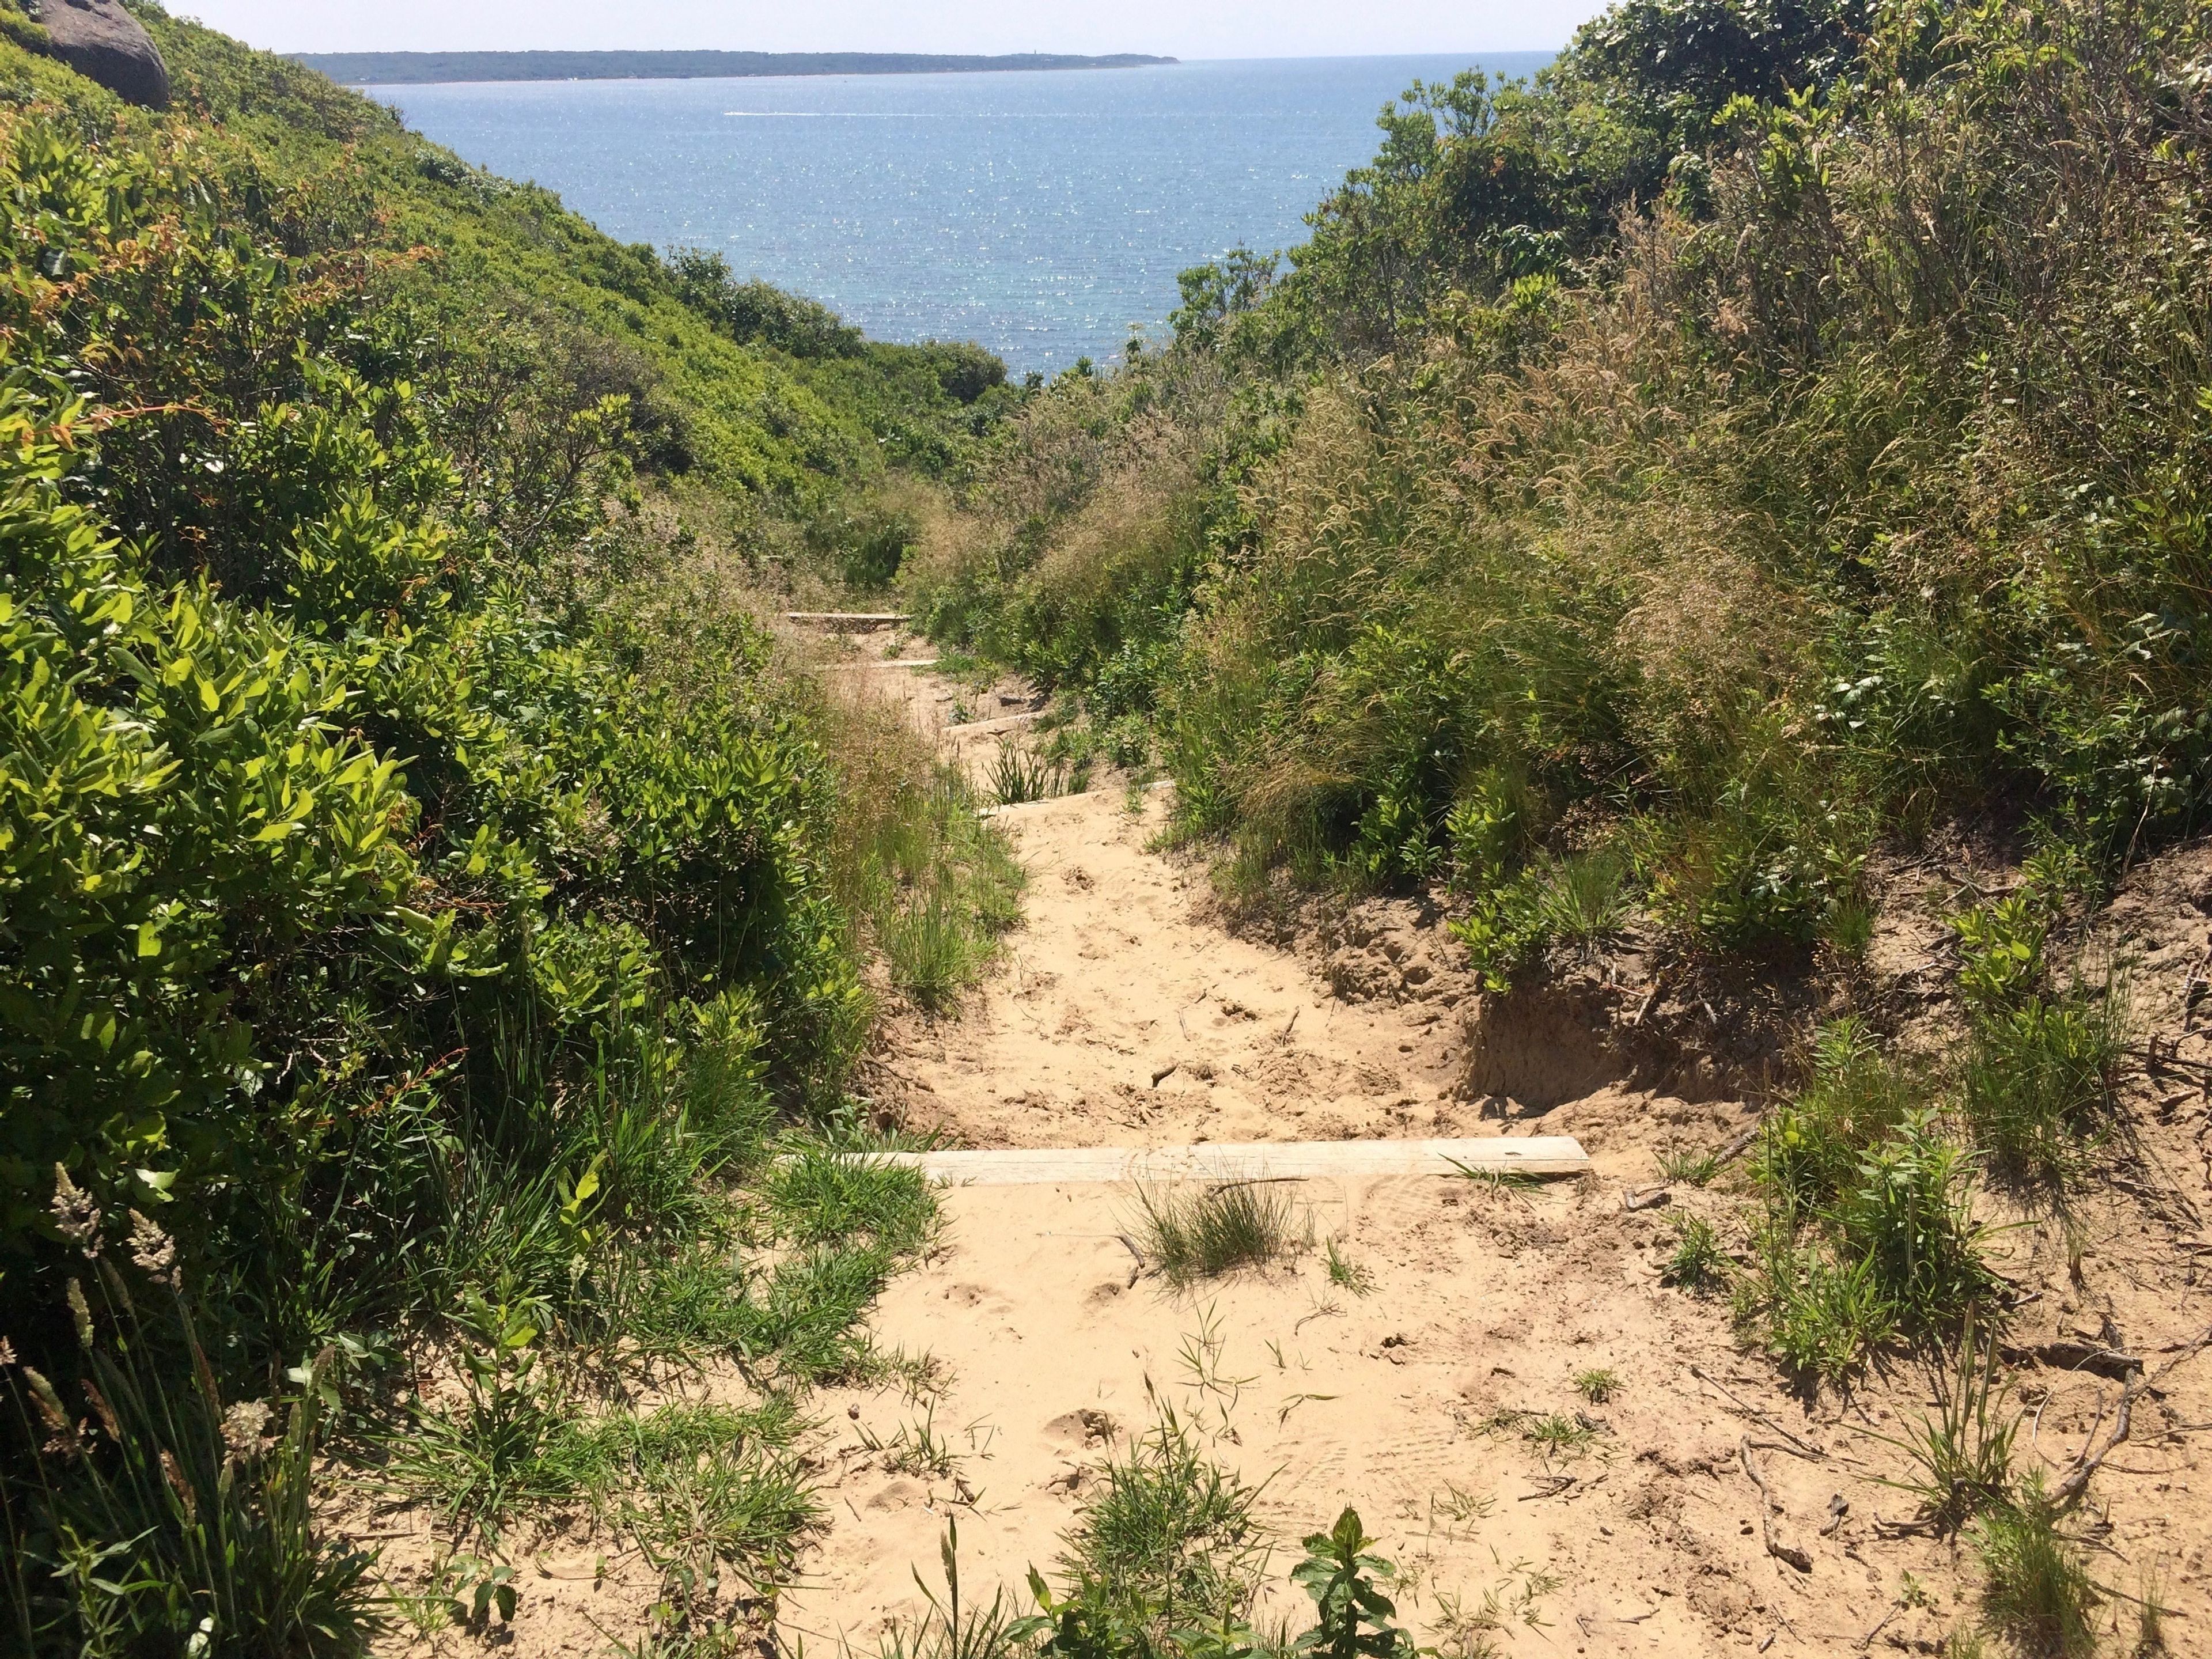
<box><xmin>782</xmin><ymin>648</ymin><xmax>2210</xmax><ymax>1659</ymax></box>
<box><xmin>777</xmin><ymin>781</ymin><xmax>1917</xmax><ymax>1655</ymax></box>
<box><xmin>881</xmin><ymin>790</ymin><xmax>1480</xmax><ymax>1150</ymax></box>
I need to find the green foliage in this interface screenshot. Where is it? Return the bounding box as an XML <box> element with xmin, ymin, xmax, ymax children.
<box><xmin>1740</xmin><ymin>1025</ymin><xmax>1995</xmax><ymax>1380</ymax></box>
<box><xmin>0</xmin><ymin>18</ymin><xmax>1012</xmax><ymax>1653</ymax></box>
<box><xmin>1290</xmin><ymin>1509</ymin><xmax>1415</xmax><ymax>1659</ymax></box>
<box><xmin>1957</xmin><ymin>992</ymin><xmax>2127</xmax><ymax>1187</ymax></box>
<box><xmin>668</xmin><ymin>249</ymin><xmax>864</xmax><ymax>359</ymax></box>
<box><xmin>1056</xmin><ymin>1411</ymin><xmax>1267</xmax><ymax>1636</ymax></box>
<box><xmin>1323</xmin><ymin>1238</ymin><xmax>1374</xmax><ymax>1297</ymax></box>
<box><xmin>908</xmin><ymin>0</ymin><xmax>2212</xmax><ymax>988</ymax></box>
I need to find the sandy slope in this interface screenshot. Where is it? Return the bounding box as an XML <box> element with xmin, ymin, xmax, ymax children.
<box><xmin>877</xmin><ymin>790</ymin><xmax>1482</xmax><ymax>1150</ymax></box>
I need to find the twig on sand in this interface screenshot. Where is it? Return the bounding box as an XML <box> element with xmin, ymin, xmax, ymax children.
<box><xmin>1691</xmin><ymin>1365</ymin><xmax>1825</xmax><ymax>1460</ymax></box>
<box><xmin>1519</xmin><ymin>1474</ymin><xmax>1577</xmax><ymax>1500</ymax></box>
<box><xmin>1857</xmin><ymin>1601</ymin><xmax>1902</xmax><ymax>1649</ymax></box>
<box><xmin>1740</xmin><ymin>1437</ymin><xmax>1813</xmax><ymax>1573</ymax></box>
<box><xmin>1715</xmin><ymin>1117</ymin><xmax>1769</xmax><ymax>1168</ymax></box>
<box><xmin>2041</xmin><ymin>1320</ymin><xmax>2205</xmax><ymax>1512</ymax></box>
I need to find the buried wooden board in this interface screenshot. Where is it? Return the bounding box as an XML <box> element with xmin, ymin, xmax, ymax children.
<box><xmin>862</xmin><ymin>1137</ymin><xmax>1589</xmax><ymax>1187</ymax></box>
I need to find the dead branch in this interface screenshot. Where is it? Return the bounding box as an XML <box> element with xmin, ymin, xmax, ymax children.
<box><xmin>1740</xmin><ymin>1436</ymin><xmax>1813</xmax><ymax>1572</ymax></box>
<box><xmin>1692</xmin><ymin>1365</ymin><xmax>1826</xmax><ymax>1460</ymax></box>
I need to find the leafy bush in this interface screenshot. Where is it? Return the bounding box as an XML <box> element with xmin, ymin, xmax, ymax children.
<box><xmin>0</xmin><ymin>20</ymin><xmax>1017</xmax><ymax>1652</ymax></box>
<box><xmin>907</xmin><ymin>0</ymin><xmax>2212</xmax><ymax>982</ymax></box>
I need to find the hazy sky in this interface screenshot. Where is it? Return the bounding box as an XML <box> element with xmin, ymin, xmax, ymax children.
<box><xmin>171</xmin><ymin>2</ymin><xmax>1596</xmax><ymax>58</ymax></box>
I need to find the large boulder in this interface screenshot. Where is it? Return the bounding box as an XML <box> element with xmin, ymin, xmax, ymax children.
<box><xmin>34</xmin><ymin>0</ymin><xmax>169</xmax><ymax>108</ymax></box>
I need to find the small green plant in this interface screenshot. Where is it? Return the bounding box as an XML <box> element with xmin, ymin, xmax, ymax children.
<box><xmin>1744</xmin><ymin>1237</ymin><xmax>1898</xmax><ymax>1384</ymax></box>
<box><xmin>446</xmin><ymin>1555</ymin><xmax>518</xmax><ymax>1632</ymax></box>
<box><xmin>1762</xmin><ymin>1019</ymin><xmax>1922</xmax><ymax>1211</ymax></box>
<box><xmin>860</xmin><ymin>1404</ymin><xmax>958</xmax><ymax>1480</ymax></box>
<box><xmin>1430</xmin><ymin>1559</ymin><xmax>1561</xmax><ymax>1658</ymax></box>
<box><xmin>1973</xmin><ymin>1474</ymin><xmax>2099</xmax><ymax>1657</ymax></box>
<box><xmin>1133</xmin><ymin>1183</ymin><xmax>1303</xmax><ymax>1286</ymax></box>
<box><xmin>1949</xmin><ymin>895</ymin><xmax>2048</xmax><ymax>1010</ymax></box>
<box><xmin>1662</xmin><ymin>1213</ymin><xmax>1728</xmax><ymax>1294</ymax></box>
<box><xmin>1824</xmin><ymin>891</ymin><xmax>1878</xmax><ymax>961</ymax></box>
<box><xmin>1324</xmin><ymin>1238</ymin><xmax>1375</xmax><ymax>1297</ymax></box>
<box><xmin>1957</xmin><ymin>988</ymin><xmax>2127</xmax><ymax>1187</ymax></box>
<box><xmin>877</xmin><ymin>1518</ymin><xmax>1033</xmax><ymax>1659</ymax></box>
<box><xmin>1536</xmin><ymin>849</ymin><xmax>1635</xmax><ymax>953</ymax></box>
<box><xmin>884</xmin><ymin>884</ymin><xmax>986</xmax><ymax>1012</ymax></box>
<box><xmin>989</xmin><ymin>741</ymin><xmax>1066</xmax><ymax>806</ymax></box>
<box><xmin>1521</xmin><ymin>1413</ymin><xmax>1600</xmax><ymax>1460</ymax></box>
<box><xmin>1572</xmin><ymin>1368</ymin><xmax>1619</xmax><ymax>1404</ymax></box>
<box><xmin>1290</xmin><ymin>1508</ymin><xmax>1416</xmax><ymax>1659</ymax></box>
<box><xmin>1056</xmin><ymin>1408</ymin><xmax>1266</xmax><ymax>1631</ymax></box>
<box><xmin>1656</xmin><ymin>1146</ymin><xmax>1719</xmax><ymax>1187</ymax></box>
<box><xmin>393</xmin><ymin>1282</ymin><xmax>579</xmax><ymax>1537</ymax></box>
<box><xmin>1872</xmin><ymin>1324</ymin><xmax>2018</xmax><ymax>1534</ymax></box>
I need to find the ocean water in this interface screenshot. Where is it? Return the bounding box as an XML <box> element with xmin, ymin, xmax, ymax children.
<box><xmin>370</xmin><ymin>55</ymin><xmax>1551</xmax><ymax>373</ymax></box>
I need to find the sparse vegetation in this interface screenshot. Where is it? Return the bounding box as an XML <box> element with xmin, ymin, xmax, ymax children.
<box><xmin>1974</xmin><ymin>1475</ymin><xmax>2100</xmax><ymax>1657</ymax></box>
<box><xmin>1873</xmin><ymin>1325</ymin><xmax>2019</xmax><ymax>1535</ymax></box>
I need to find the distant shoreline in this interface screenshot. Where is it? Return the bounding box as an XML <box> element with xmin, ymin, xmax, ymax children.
<box><xmin>291</xmin><ymin>50</ymin><xmax>1180</xmax><ymax>87</ymax></box>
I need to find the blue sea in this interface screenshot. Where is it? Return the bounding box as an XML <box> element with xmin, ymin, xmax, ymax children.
<box><xmin>370</xmin><ymin>55</ymin><xmax>1552</xmax><ymax>373</ymax></box>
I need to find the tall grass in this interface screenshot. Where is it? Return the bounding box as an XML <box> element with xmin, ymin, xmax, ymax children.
<box><xmin>817</xmin><ymin>690</ymin><xmax>1025</xmax><ymax>1013</ymax></box>
<box><xmin>4</xmin><ymin>1244</ymin><xmax>377</xmax><ymax>1655</ymax></box>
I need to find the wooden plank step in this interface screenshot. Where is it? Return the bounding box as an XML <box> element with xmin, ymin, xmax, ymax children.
<box><xmin>786</xmin><ymin>611</ymin><xmax>911</xmax><ymax>629</ymax></box>
<box><xmin>944</xmin><ymin>710</ymin><xmax>1041</xmax><ymax>736</ymax></box>
<box><xmin>865</xmin><ymin>1137</ymin><xmax>1589</xmax><ymax>1187</ymax></box>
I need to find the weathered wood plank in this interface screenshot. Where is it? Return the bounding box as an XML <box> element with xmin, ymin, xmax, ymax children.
<box><xmin>785</xmin><ymin>611</ymin><xmax>911</xmax><ymax>628</ymax></box>
<box><xmin>855</xmin><ymin>1137</ymin><xmax>1590</xmax><ymax>1186</ymax></box>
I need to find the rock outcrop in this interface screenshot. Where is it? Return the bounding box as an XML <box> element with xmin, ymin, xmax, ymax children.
<box><xmin>35</xmin><ymin>0</ymin><xmax>169</xmax><ymax>108</ymax></box>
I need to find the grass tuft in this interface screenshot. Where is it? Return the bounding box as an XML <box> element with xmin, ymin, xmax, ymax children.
<box><xmin>1656</xmin><ymin>1145</ymin><xmax>1720</xmax><ymax>1187</ymax></box>
<box><xmin>1056</xmin><ymin>1407</ymin><xmax>1267</xmax><ymax>1626</ymax></box>
<box><xmin>1661</xmin><ymin>1214</ymin><xmax>1728</xmax><ymax>1294</ymax></box>
<box><xmin>1132</xmin><ymin>1183</ymin><xmax>1304</xmax><ymax>1286</ymax></box>
<box><xmin>1572</xmin><ymin>1368</ymin><xmax>1619</xmax><ymax>1405</ymax></box>
<box><xmin>1324</xmin><ymin>1237</ymin><xmax>1376</xmax><ymax>1297</ymax></box>
<box><xmin>988</xmin><ymin>741</ymin><xmax>1066</xmax><ymax>806</ymax></box>
<box><xmin>1974</xmin><ymin>1474</ymin><xmax>2099</xmax><ymax>1657</ymax></box>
